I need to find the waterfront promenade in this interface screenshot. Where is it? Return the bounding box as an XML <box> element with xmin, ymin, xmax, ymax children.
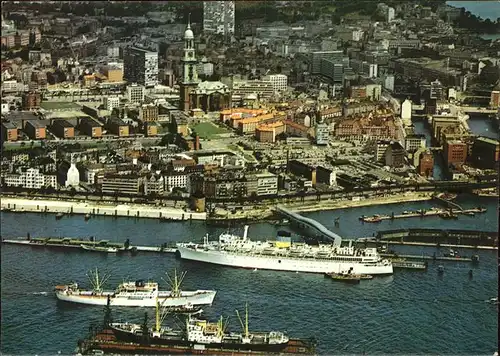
<box><xmin>0</xmin><ymin>197</ymin><xmax>206</xmax><ymax>220</ymax></box>
<box><xmin>282</xmin><ymin>192</ymin><xmax>434</xmax><ymax>213</ymax></box>
<box><xmin>1</xmin><ymin>192</ymin><xmax>435</xmax><ymax>221</ymax></box>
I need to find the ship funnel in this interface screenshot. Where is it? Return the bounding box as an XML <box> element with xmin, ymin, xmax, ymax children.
<box><xmin>243</xmin><ymin>225</ymin><xmax>249</xmax><ymax>240</ymax></box>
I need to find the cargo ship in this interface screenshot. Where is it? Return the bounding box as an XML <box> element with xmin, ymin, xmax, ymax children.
<box><xmin>55</xmin><ymin>269</ymin><xmax>216</xmax><ymax>307</ymax></box>
<box><xmin>78</xmin><ymin>299</ymin><xmax>317</xmax><ymax>355</ymax></box>
<box><xmin>176</xmin><ymin>226</ymin><xmax>393</xmax><ymax>275</ymax></box>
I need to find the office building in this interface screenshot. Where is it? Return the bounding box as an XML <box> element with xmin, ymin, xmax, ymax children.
<box><xmin>123</xmin><ymin>46</ymin><xmax>158</xmax><ymax>87</ymax></box>
<box><xmin>104</xmin><ymin>96</ymin><xmax>120</xmax><ymax>112</ymax></box>
<box><xmin>444</xmin><ymin>140</ymin><xmax>467</xmax><ymax>166</ymax></box>
<box><xmin>405</xmin><ymin>134</ymin><xmax>426</xmax><ymax>152</ymax></box>
<box><xmin>315</xmin><ymin>122</ymin><xmax>330</xmax><ymax>145</ymax></box>
<box><xmin>471</xmin><ymin>137</ymin><xmax>499</xmax><ymax>169</ymax></box>
<box><xmin>418</xmin><ymin>150</ymin><xmax>434</xmax><ymax>177</ymax></box>
<box><xmin>127</xmin><ymin>84</ymin><xmax>145</xmax><ymax>104</ymax></box>
<box><xmin>1</xmin><ymin>122</ymin><xmax>18</xmax><ymax>142</ymax></box>
<box><xmin>203</xmin><ymin>1</ymin><xmax>235</xmax><ymax>36</ymax></box>
<box><xmin>24</xmin><ymin>120</ymin><xmax>46</xmax><ymax>140</ymax></box>
<box><xmin>268</xmin><ymin>74</ymin><xmax>288</xmax><ymax>93</ymax></box>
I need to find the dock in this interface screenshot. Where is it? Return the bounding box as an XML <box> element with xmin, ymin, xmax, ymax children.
<box><xmin>1</xmin><ymin>238</ymin><xmax>177</xmax><ymax>254</ymax></box>
<box><xmin>360</xmin><ymin>207</ymin><xmax>486</xmax><ymax>223</ymax></box>
<box><xmin>381</xmin><ymin>253</ymin><xmax>475</xmax><ymax>263</ymax></box>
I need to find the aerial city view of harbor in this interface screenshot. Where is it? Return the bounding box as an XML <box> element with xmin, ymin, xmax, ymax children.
<box><xmin>0</xmin><ymin>0</ymin><xmax>499</xmax><ymax>355</ymax></box>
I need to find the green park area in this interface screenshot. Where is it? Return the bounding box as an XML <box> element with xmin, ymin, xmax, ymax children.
<box><xmin>40</xmin><ymin>102</ymin><xmax>81</xmax><ymax>110</ymax></box>
<box><xmin>192</xmin><ymin>122</ymin><xmax>229</xmax><ymax>139</ymax></box>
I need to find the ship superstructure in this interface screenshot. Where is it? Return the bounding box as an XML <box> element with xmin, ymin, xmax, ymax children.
<box><xmin>176</xmin><ymin>226</ymin><xmax>393</xmax><ymax>275</ymax></box>
<box><xmin>55</xmin><ymin>269</ymin><xmax>216</xmax><ymax>307</ymax></box>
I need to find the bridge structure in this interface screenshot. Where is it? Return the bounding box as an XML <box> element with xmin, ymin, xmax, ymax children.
<box><xmin>275</xmin><ymin>206</ymin><xmax>342</xmax><ymax>246</ymax></box>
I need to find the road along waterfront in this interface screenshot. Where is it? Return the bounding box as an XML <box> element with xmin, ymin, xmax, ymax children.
<box><xmin>1</xmin><ymin>194</ymin><xmax>497</xmax><ymax>355</ymax></box>
<box><xmin>0</xmin><ymin>191</ymin><xmax>434</xmax><ymax>221</ymax></box>
<box><xmin>0</xmin><ymin>196</ymin><xmax>206</xmax><ymax>220</ymax></box>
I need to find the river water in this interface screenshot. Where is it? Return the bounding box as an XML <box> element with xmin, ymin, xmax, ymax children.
<box><xmin>1</xmin><ymin>193</ymin><xmax>498</xmax><ymax>355</ymax></box>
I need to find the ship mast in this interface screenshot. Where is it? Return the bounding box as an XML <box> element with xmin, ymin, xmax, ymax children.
<box><xmin>155</xmin><ymin>295</ymin><xmax>160</xmax><ymax>333</ymax></box>
<box><xmin>165</xmin><ymin>269</ymin><xmax>187</xmax><ymax>298</ymax></box>
<box><xmin>87</xmin><ymin>268</ymin><xmax>110</xmax><ymax>293</ymax></box>
<box><xmin>235</xmin><ymin>302</ymin><xmax>250</xmax><ymax>339</ymax></box>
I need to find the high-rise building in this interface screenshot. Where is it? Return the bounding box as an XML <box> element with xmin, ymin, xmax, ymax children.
<box><xmin>203</xmin><ymin>1</ymin><xmax>235</xmax><ymax>36</ymax></box>
<box><xmin>123</xmin><ymin>47</ymin><xmax>158</xmax><ymax>87</ymax></box>
<box><xmin>268</xmin><ymin>74</ymin><xmax>288</xmax><ymax>93</ymax></box>
<box><xmin>127</xmin><ymin>84</ymin><xmax>145</xmax><ymax>104</ymax></box>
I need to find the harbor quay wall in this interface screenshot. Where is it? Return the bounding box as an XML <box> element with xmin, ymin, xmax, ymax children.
<box><xmin>0</xmin><ymin>197</ymin><xmax>207</xmax><ymax>221</ymax></box>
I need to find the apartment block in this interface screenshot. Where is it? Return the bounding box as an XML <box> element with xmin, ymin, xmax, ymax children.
<box><xmin>24</xmin><ymin>120</ymin><xmax>46</xmax><ymax>140</ymax></box>
<box><xmin>1</xmin><ymin>122</ymin><xmax>18</xmax><ymax>142</ymax></box>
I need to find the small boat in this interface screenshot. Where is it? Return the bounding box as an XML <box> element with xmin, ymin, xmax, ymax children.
<box><xmin>443</xmin><ymin>249</ymin><xmax>459</xmax><ymax>258</ymax></box>
<box><xmin>81</xmin><ymin>244</ymin><xmax>119</xmax><ymax>253</ymax></box>
<box><xmin>55</xmin><ymin>213</ymin><xmax>64</xmax><ymax>220</ymax></box>
<box><xmin>439</xmin><ymin>212</ymin><xmax>458</xmax><ymax>220</ymax></box>
<box><xmin>487</xmin><ymin>297</ymin><xmax>498</xmax><ymax>305</ymax></box>
<box><xmin>362</xmin><ymin>216</ymin><xmax>383</xmax><ymax>223</ymax></box>
<box><xmin>437</xmin><ymin>265</ymin><xmax>444</xmax><ymax>274</ymax></box>
<box><xmin>85</xmin><ymin>214</ymin><xmax>91</xmax><ymax>221</ymax></box>
<box><xmin>325</xmin><ymin>272</ymin><xmax>373</xmax><ymax>284</ymax></box>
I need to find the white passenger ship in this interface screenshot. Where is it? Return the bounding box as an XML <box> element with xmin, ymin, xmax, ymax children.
<box><xmin>176</xmin><ymin>226</ymin><xmax>393</xmax><ymax>275</ymax></box>
<box><xmin>55</xmin><ymin>269</ymin><xmax>216</xmax><ymax>307</ymax></box>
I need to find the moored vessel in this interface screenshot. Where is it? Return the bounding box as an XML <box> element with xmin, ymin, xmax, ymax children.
<box><xmin>176</xmin><ymin>226</ymin><xmax>393</xmax><ymax>275</ymax></box>
<box><xmin>79</xmin><ymin>300</ymin><xmax>317</xmax><ymax>355</ymax></box>
<box><xmin>80</xmin><ymin>244</ymin><xmax>119</xmax><ymax>253</ymax></box>
<box><xmin>324</xmin><ymin>270</ymin><xmax>373</xmax><ymax>284</ymax></box>
<box><xmin>55</xmin><ymin>269</ymin><xmax>216</xmax><ymax>307</ymax></box>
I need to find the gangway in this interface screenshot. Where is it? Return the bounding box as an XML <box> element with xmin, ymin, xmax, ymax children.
<box><xmin>275</xmin><ymin>206</ymin><xmax>342</xmax><ymax>246</ymax></box>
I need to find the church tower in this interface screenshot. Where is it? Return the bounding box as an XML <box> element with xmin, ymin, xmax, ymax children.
<box><xmin>179</xmin><ymin>15</ymin><xmax>199</xmax><ymax>112</ymax></box>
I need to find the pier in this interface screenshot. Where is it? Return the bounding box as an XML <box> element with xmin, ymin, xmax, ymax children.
<box><xmin>1</xmin><ymin>237</ymin><xmax>177</xmax><ymax>254</ymax></box>
<box><xmin>275</xmin><ymin>205</ymin><xmax>342</xmax><ymax>246</ymax></box>
<box><xmin>0</xmin><ymin>197</ymin><xmax>206</xmax><ymax>221</ymax></box>
<box><xmin>360</xmin><ymin>207</ymin><xmax>485</xmax><ymax>223</ymax></box>
<box><xmin>372</xmin><ymin>228</ymin><xmax>498</xmax><ymax>248</ymax></box>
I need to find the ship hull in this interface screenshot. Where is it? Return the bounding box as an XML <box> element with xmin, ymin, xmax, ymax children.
<box><xmin>177</xmin><ymin>247</ymin><xmax>393</xmax><ymax>275</ymax></box>
<box><xmin>55</xmin><ymin>290</ymin><xmax>216</xmax><ymax>307</ymax></box>
<box><xmin>110</xmin><ymin>327</ymin><xmax>288</xmax><ymax>352</ymax></box>
<box><xmin>84</xmin><ymin>342</ymin><xmax>310</xmax><ymax>355</ymax></box>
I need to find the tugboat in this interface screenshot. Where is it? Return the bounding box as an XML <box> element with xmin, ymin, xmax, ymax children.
<box><xmin>325</xmin><ymin>269</ymin><xmax>373</xmax><ymax>284</ymax></box>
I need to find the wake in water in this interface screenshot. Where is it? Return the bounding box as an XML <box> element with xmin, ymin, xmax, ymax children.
<box><xmin>31</xmin><ymin>292</ymin><xmax>48</xmax><ymax>296</ymax></box>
